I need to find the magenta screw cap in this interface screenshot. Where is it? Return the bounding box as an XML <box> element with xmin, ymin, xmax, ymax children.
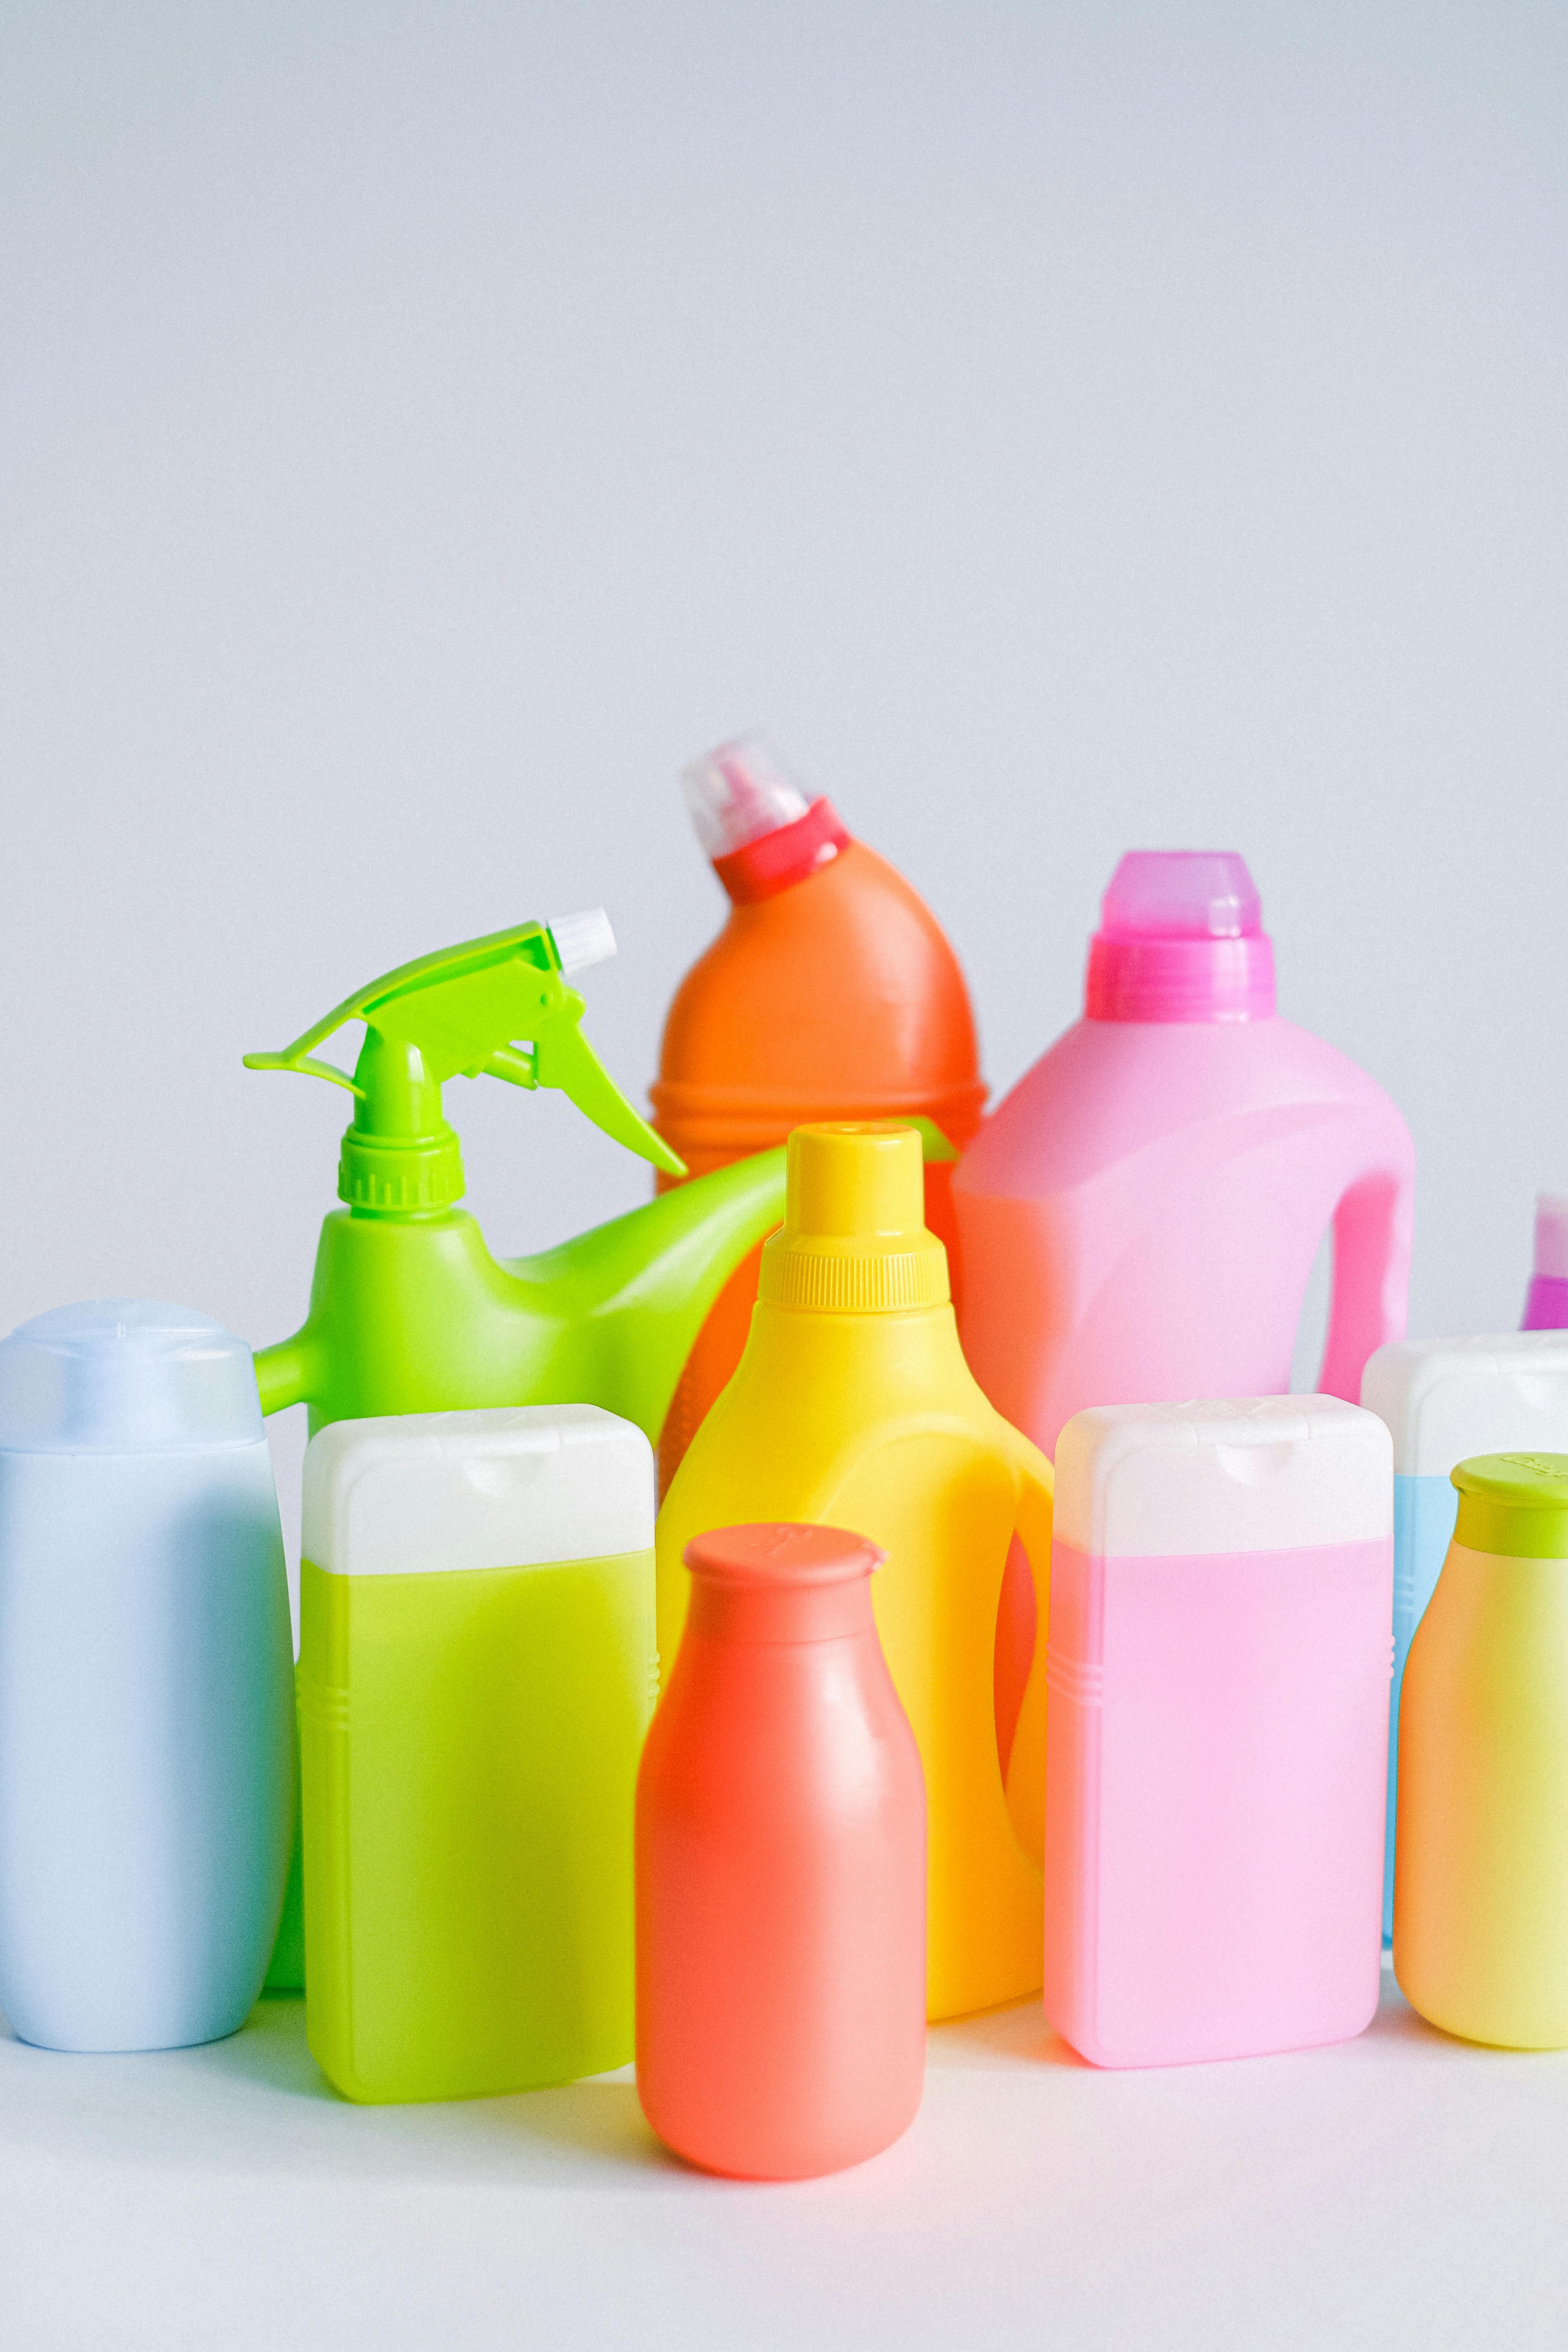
<box><xmin>1085</xmin><ymin>851</ymin><xmax>1277</xmax><ymax>1024</ymax></box>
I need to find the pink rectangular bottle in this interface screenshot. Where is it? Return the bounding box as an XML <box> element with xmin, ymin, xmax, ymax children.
<box><xmin>1041</xmin><ymin>1396</ymin><xmax>1393</xmax><ymax>2069</ymax></box>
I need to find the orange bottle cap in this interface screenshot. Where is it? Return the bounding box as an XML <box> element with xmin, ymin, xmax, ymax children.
<box><xmin>683</xmin><ymin>1521</ymin><xmax>885</xmax><ymax>1586</ymax></box>
<box><xmin>682</xmin><ymin>1522</ymin><xmax>886</xmax><ymax>1642</ymax></box>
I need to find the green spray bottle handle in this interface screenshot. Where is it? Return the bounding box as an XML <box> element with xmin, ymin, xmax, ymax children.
<box><xmin>244</xmin><ymin>912</ymin><xmax>684</xmax><ymax>1197</ymax></box>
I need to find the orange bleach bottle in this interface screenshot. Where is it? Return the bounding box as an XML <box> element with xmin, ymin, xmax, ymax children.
<box><xmin>650</xmin><ymin>735</ymin><xmax>986</xmax><ymax>1492</ymax></box>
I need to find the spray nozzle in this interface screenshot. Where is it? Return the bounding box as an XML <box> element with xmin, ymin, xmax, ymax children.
<box><xmin>546</xmin><ymin>907</ymin><xmax>618</xmax><ymax>975</ymax></box>
<box><xmin>245</xmin><ymin>914</ymin><xmax>684</xmax><ymax>1213</ymax></box>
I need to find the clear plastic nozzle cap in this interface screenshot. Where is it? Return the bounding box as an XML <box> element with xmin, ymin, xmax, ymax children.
<box><xmin>681</xmin><ymin>733</ymin><xmax>812</xmax><ymax>861</ymax></box>
<box><xmin>547</xmin><ymin>908</ymin><xmax>617</xmax><ymax>975</ymax></box>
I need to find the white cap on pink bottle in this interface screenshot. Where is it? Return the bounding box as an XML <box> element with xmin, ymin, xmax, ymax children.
<box><xmin>1086</xmin><ymin>851</ymin><xmax>1277</xmax><ymax>1023</ymax></box>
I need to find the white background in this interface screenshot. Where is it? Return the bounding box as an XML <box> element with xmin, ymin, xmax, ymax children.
<box><xmin>3</xmin><ymin>3</ymin><xmax>1563</xmax><ymax>1356</ymax></box>
<box><xmin>2</xmin><ymin>8</ymin><xmax>1566</xmax><ymax>2344</ymax></box>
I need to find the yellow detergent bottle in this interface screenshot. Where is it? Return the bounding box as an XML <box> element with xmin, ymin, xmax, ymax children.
<box><xmin>655</xmin><ymin>1122</ymin><xmax>1052</xmax><ymax>2019</ymax></box>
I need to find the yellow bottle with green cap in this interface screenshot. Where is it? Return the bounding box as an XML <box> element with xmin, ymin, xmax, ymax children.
<box><xmin>1395</xmin><ymin>1451</ymin><xmax>1568</xmax><ymax>2047</ymax></box>
<box><xmin>655</xmin><ymin>1121</ymin><xmax>1054</xmax><ymax>2020</ymax></box>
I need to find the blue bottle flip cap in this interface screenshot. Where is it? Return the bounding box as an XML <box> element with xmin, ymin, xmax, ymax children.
<box><xmin>0</xmin><ymin>1302</ymin><xmax>265</xmax><ymax>1453</ymax></box>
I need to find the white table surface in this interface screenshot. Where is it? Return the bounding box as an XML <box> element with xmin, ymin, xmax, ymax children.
<box><xmin>5</xmin><ymin>1960</ymin><xmax>1565</xmax><ymax>2350</ymax></box>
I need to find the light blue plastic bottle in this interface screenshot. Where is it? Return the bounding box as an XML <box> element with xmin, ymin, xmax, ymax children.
<box><xmin>0</xmin><ymin>1302</ymin><xmax>295</xmax><ymax>2051</ymax></box>
<box><xmin>1362</xmin><ymin>1332</ymin><xmax>1568</xmax><ymax>1944</ymax></box>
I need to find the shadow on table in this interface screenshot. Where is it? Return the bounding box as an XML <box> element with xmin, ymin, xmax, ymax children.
<box><xmin>926</xmin><ymin>1966</ymin><xmax>1568</xmax><ymax>2078</ymax></box>
<box><xmin>929</xmin><ymin>1994</ymin><xmax>1089</xmax><ymax>2071</ymax></box>
<box><xmin>191</xmin><ymin>1994</ymin><xmax>682</xmax><ymax>2174</ymax></box>
<box><xmin>1363</xmin><ymin>1964</ymin><xmax>1568</xmax><ymax>2067</ymax></box>
<box><xmin>0</xmin><ymin>1993</ymin><xmax>684</xmax><ymax>2185</ymax></box>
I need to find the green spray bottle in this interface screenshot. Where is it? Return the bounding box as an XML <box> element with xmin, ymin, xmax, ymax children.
<box><xmin>249</xmin><ymin>910</ymin><xmax>789</xmax><ymax>1988</ymax></box>
<box><xmin>249</xmin><ymin>910</ymin><xmax>789</xmax><ymax>1436</ymax></box>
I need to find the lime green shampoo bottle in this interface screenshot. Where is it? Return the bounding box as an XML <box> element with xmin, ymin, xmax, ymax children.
<box><xmin>301</xmin><ymin>1404</ymin><xmax>655</xmax><ymax>2101</ymax></box>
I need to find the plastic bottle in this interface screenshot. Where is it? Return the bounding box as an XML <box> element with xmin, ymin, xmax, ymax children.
<box><xmin>1362</xmin><ymin>1333</ymin><xmax>1568</xmax><ymax>1943</ymax></box>
<box><xmin>250</xmin><ymin>911</ymin><xmax>788</xmax><ymax>1444</ymax></box>
<box><xmin>650</xmin><ymin>735</ymin><xmax>986</xmax><ymax>1491</ymax></box>
<box><xmin>1040</xmin><ymin>1396</ymin><xmax>1392</xmax><ymax>2070</ymax></box>
<box><xmin>637</xmin><ymin>1522</ymin><xmax>926</xmax><ymax>2179</ymax></box>
<box><xmin>655</xmin><ymin>1122</ymin><xmax>1053</xmax><ymax>2020</ymax></box>
<box><xmin>1522</xmin><ymin>1194</ymin><xmax>1568</xmax><ymax>1330</ymax></box>
<box><xmin>1395</xmin><ymin>1452</ymin><xmax>1568</xmax><ymax>2049</ymax></box>
<box><xmin>0</xmin><ymin>1302</ymin><xmax>294</xmax><ymax>2052</ymax></box>
<box><xmin>956</xmin><ymin>850</ymin><xmax>1415</xmax><ymax>1765</ymax></box>
<box><xmin>300</xmin><ymin>1403</ymin><xmax>654</xmax><ymax>2103</ymax></box>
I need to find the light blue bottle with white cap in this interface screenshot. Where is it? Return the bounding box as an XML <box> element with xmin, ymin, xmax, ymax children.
<box><xmin>0</xmin><ymin>1301</ymin><xmax>295</xmax><ymax>2051</ymax></box>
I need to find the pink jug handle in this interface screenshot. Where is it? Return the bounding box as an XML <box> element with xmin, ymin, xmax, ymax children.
<box><xmin>998</xmin><ymin>1433</ymin><xmax>1054</xmax><ymax>1864</ymax></box>
<box><xmin>1317</xmin><ymin>1162</ymin><xmax>1415</xmax><ymax>1402</ymax></box>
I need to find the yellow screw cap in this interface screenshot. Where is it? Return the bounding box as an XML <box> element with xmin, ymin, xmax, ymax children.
<box><xmin>758</xmin><ymin>1124</ymin><xmax>950</xmax><ymax>1312</ymax></box>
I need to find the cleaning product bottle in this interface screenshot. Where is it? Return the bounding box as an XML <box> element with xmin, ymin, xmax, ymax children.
<box><xmin>1522</xmin><ymin>1194</ymin><xmax>1568</xmax><ymax>1330</ymax></box>
<box><xmin>637</xmin><ymin>1522</ymin><xmax>926</xmax><ymax>2180</ymax></box>
<box><xmin>956</xmin><ymin>850</ymin><xmax>1415</xmax><ymax>1778</ymax></box>
<box><xmin>300</xmin><ymin>1404</ymin><xmax>654</xmax><ymax>2102</ymax></box>
<box><xmin>649</xmin><ymin>735</ymin><xmax>986</xmax><ymax>1491</ymax></box>
<box><xmin>1362</xmin><ymin>1333</ymin><xmax>1568</xmax><ymax>1943</ymax></box>
<box><xmin>1039</xmin><ymin>1397</ymin><xmax>1392</xmax><ymax>2069</ymax></box>
<box><xmin>249</xmin><ymin>911</ymin><xmax>789</xmax><ymax>1441</ymax></box>
<box><xmin>655</xmin><ymin>1122</ymin><xmax>1053</xmax><ymax>2020</ymax></box>
<box><xmin>1395</xmin><ymin>1452</ymin><xmax>1568</xmax><ymax>2049</ymax></box>
<box><xmin>0</xmin><ymin>1302</ymin><xmax>294</xmax><ymax>2052</ymax></box>
<box><xmin>248</xmin><ymin>911</ymin><xmax>790</xmax><ymax>1991</ymax></box>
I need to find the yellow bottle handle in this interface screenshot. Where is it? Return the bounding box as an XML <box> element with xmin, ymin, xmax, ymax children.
<box><xmin>1001</xmin><ymin>1432</ymin><xmax>1054</xmax><ymax>1862</ymax></box>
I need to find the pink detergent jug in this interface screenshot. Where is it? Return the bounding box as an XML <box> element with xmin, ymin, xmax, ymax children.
<box><xmin>956</xmin><ymin>852</ymin><xmax>1414</xmax><ymax>1783</ymax></box>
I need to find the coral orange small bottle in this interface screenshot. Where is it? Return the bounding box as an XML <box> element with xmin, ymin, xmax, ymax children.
<box><xmin>650</xmin><ymin>736</ymin><xmax>986</xmax><ymax>1491</ymax></box>
<box><xmin>635</xmin><ymin>1522</ymin><xmax>926</xmax><ymax>2179</ymax></box>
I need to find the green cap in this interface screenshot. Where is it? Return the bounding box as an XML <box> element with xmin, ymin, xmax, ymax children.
<box><xmin>1452</xmin><ymin>1453</ymin><xmax>1568</xmax><ymax>1560</ymax></box>
<box><xmin>246</xmin><ymin>914</ymin><xmax>684</xmax><ymax>1215</ymax></box>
